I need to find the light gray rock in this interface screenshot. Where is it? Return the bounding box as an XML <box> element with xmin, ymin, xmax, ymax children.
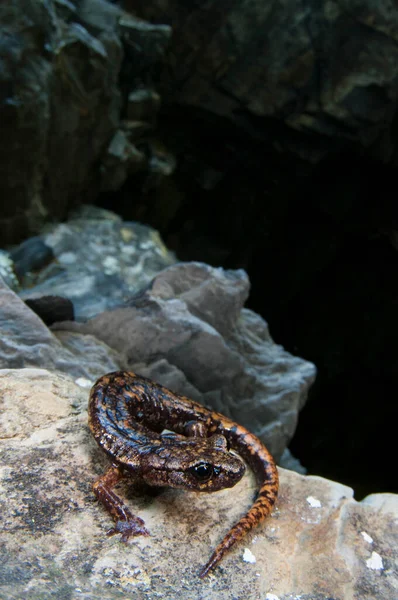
<box><xmin>1</xmin><ymin>369</ymin><xmax>396</xmax><ymax>600</ymax></box>
<box><xmin>0</xmin><ymin>275</ymin><xmax>123</xmax><ymax>378</ymax></box>
<box><xmin>18</xmin><ymin>205</ymin><xmax>176</xmax><ymax>320</ymax></box>
<box><xmin>71</xmin><ymin>262</ymin><xmax>316</xmax><ymax>459</ymax></box>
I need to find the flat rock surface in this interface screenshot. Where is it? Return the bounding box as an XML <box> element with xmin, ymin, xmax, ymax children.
<box><xmin>1</xmin><ymin>369</ymin><xmax>397</xmax><ymax>599</ymax></box>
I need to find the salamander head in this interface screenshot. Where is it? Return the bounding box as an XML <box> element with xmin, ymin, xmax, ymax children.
<box><xmin>141</xmin><ymin>434</ymin><xmax>245</xmax><ymax>492</ymax></box>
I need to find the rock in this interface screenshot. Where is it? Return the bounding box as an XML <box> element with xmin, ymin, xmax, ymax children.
<box><xmin>24</xmin><ymin>295</ymin><xmax>75</xmax><ymax>326</ymax></box>
<box><xmin>18</xmin><ymin>205</ymin><xmax>176</xmax><ymax>320</ymax></box>
<box><xmin>279</xmin><ymin>448</ymin><xmax>307</xmax><ymax>475</ymax></box>
<box><xmin>77</xmin><ymin>0</ymin><xmax>123</xmax><ymax>33</ymax></box>
<box><xmin>10</xmin><ymin>236</ymin><xmax>54</xmax><ymax>279</ymax></box>
<box><xmin>0</xmin><ymin>252</ymin><xmax>19</xmax><ymax>291</ymax></box>
<box><xmin>142</xmin><ymin>142</ymin><xmax>177</xmax><ymax>192</ymax></box>
<box><xmin>0</xmin><ymin>0</ymin><xmax>172</xmax><ymax>245</ymax></box>
<box><xmin>0</xmin><ymin>368</ymin><xmax>396</xmax><ymax>599</ymax></box>
<box><xmin>0</xmin><ymin>0</ymin><xmax>123</xmax><ymax>244</ymax></box>
<box><xmin>67</xmin><ymin>262</ymin><xmax>316</xmax><ymax>460</ymax></box>
<box><xmin>133</xmin><ymin>0</ymin><xmax>398</xmax><ymax>164</ymax></box>
<box><xmin>12</xmin><ymin>235</ymin><xmax>310</xmax><ymax>460</ymax></box>
<box><xmin>0</xmin><ymin>276</ymin><xmax>123</xmax><ymax>378</ymax></box>
<box><xmin>127</xmin><ymin>89</ymin><xmax>161</xmax><ymax>122</ymax></box>
<box><xmin>100</xmin><ymin>129</ymin><xmax>147</xmax><ymax>192</ymax></box>
<box><xmin>118</xmin><ymin>12</ymin><xmax>172</xmax><ymax>74</ymax></box>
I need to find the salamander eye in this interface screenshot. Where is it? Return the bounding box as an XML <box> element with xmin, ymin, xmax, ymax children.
<box><xmin>189</xmin><ymin>462</ymin><xmax>214</xmax><ymax>482</ymax></box>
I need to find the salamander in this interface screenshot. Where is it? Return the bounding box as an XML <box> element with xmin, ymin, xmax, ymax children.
<box><xmin>88</xmin><ymin>371</ymin><xmax>279</xmax><ymax>577</ymax></box>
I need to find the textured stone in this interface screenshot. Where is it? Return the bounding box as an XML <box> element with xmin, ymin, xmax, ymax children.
<box><xmin>0</xmin><ymin>0</ymin><xmax>123</xmax><ymax>244</ymax></box>
<box><xmin>0</xmin><ymin>369</ymin><xmax>396</xmax><ymax>599</ymax></box>
<box><xmin>18</xmin><ymin>205</ymin><xmax>176</xmax><ymax>320</ymax></box>
<box><xmin>69</xmin><ymin>262</ymin><xmax>316</xmax><ymax>460</ymax></box>
<box><xmin>9</xmin><ymin>236</ymin><xmax>54</xmax><ymax>278</ymax></box>
<box><xmin>100</xmin><ymin>129</ymin><xmax>146</xmax><ymax>192</ymax></box>
<box><xmin>0</xmin><ymin>276</ymin><xmax>123</xmax><ymax>378</ymax></box>
<box><xmin>133</xmin><ymin>0</ymin><xmax>398</xmax><ymax>164</ymax></box>
<box><xmin>0</xmin><ymin>251</ymin><xmax>19</xmax><ymax>291</ymax></box>
<box><xmin>24</xmin><ymin>295</ymin><xmax>75</xmax><ymax>326</ymax></box>
<box><xmin>0</xmin><ymin>0</ymin><xmax>172</xmax><ymax>244</ymax></box>
<box><xmin>6</xmin><ymin>236</ymin><xmax>312</xmax><ymax>461</ymax></box>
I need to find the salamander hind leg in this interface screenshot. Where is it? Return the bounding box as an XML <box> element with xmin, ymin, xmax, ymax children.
<box><xmin>92</xmin><ymin>465</ymin><xmax>149</xmax><ymax>541</ymax></box>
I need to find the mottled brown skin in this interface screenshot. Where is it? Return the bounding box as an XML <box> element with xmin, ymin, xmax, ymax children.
<box><xmin>88</xmin><ymin>371</ymin><xmax>279</xmax><ymax>577</ymax></box>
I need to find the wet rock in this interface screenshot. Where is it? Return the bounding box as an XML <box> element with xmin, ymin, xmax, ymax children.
<box><xmin>18</xmin><ymin>205</ymin><xmax>176</xmax><ymax>320</ymax></box>
<box><xmin>68</xmin><ymin>262</ymin><xmax>316</xmax><ymax>459</ymax></box>
<box><xmin>0</xmin><ymin>368</ymin><xmax>396</xmax><ymax>599</ymax></box>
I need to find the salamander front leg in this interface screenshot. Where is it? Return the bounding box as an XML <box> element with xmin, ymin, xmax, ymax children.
<box><xmin>92</xmin><ymin>465</ymin><xmax>149</xmax><ymax>541</ymax></box>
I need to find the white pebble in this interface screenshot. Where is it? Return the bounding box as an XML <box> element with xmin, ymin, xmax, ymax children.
<box><xmin>361</xmin><ymin>531</ymin><xmax>373</xmax><ymax>544</ymax></box>
<box><xmin>366</xmin><ymin>551</ymin><xmax>384</xmax><ymax>571</ymax></box>
<box><xmin>75</xmin><ymin>377</ymin><xmax>93</xmax><ymax>389</ymax></box>
<box><xmin>242</xmin><ymin>548</ymin><xmax>256</xmax><ymax>564</ymax></box>
<box><xmin>306</xmin><ymin>496</ymin><xmax>322</xmax><ymax>508</ymax></box>
<box><xmin>58</xmin><ymin>251</ymin><xmax>77</xmax><ymax>265</ymax></box>
<box><xmin>102</xmin><ymin>256</ymin><xmax>119</xmax><ymax>274</ymax></box>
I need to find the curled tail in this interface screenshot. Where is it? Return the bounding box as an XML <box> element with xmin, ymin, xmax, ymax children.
<box><xmin>200</xmin><ymin>422</ymin><xmax>279</xmax><ymax>577</ymax></box>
